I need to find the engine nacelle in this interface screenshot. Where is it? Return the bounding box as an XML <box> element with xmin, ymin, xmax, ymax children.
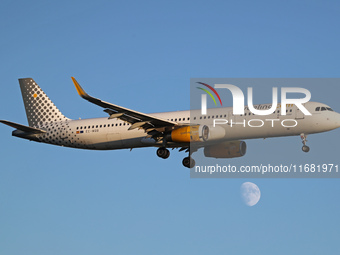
<box><xmin>167</xmin><ymin>126</ymin><xmax>192</xmax><ymax>143</ymax></box>
<box><xmin>197</xmin><ymin>125</ymin><xmax>226</xmax><ymax>142</ymax></box>
<box><xmin>167</xmin><ymin>125</ymin><xmax>226</xmax><ymax>143</ymax></box>
<box><xmin>204</xmin><ymin>141</ymin><xmax>247</xmax><ymax>158</ymax></box>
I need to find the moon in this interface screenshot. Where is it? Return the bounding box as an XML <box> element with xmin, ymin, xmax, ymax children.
<box><xmin>241</xmin><ymin>182</ymin><xmax>261</xmax><ymax>206</ymax></box>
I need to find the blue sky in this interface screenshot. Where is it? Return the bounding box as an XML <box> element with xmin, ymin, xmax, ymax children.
<box><xmin>1</xmin><ymin>0</ymin><xmax>340</xmax><ymax>254</ymax></box>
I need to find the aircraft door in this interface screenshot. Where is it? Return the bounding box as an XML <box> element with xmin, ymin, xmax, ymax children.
<box><xmin>295</xmin><ymin>105</ymin><xmax>304</xmax><ymax>119</ymax></box>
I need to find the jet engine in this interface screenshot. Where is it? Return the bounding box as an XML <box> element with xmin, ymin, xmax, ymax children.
<box><xmin>166</xmin><ymin>125</ymin><xmax>226</xmax><ymax>143</ymax></box>
<box><xmin>204</xmin><ymin>141</ymin><xmax>246</xmax><ymax>158</ymax></box>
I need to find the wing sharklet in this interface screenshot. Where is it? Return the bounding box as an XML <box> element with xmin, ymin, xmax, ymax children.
<box><xmin>71</xmin><ymin>77</ymin><xmax>88</xmax><ymax>97</ymax></box>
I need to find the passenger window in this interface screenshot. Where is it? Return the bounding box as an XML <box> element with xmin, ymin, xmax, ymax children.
<box><xmin>80</xmin><ymin>126</ymin><xmax>83</xmax><ymax>129</ymax></box>
<box><xmin>76</xmin><ymin>127</ymin><xmax>79</xmax><ymax>130</ymax></box>
<box><xmin>100</xmin><ymin>125</ymin><xmax>102</xmax><ymax>128</ymax></box>
<box><xmin>290</xmin><ymin>109</ymin><xmax>292</xmax><ymax>112</ymax></box>
<box><xmin>96</xmin><ymin>125</ymin><xmax>98</xmax><ymax>128</ymax></box>
<box><xmin>104</xmin><ymin>125</ymin><xmax>106</xmax><ymax>127</ymax></box>
<box><xmin>92</xmin><ymin>126</ymin><xmax>94</xmax><ymax>128</ymax></box>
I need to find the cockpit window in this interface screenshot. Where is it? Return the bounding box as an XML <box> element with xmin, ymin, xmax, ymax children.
<box><xmin>316</xmin><ymin>106</ymin><xmax>334</xmax><ymax>112</ymax></box>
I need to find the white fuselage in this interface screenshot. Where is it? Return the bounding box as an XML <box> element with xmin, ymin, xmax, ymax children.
<box><xmin>25</xmin><ymin>101</ymin><xmax>340</xmax><ymax>150</ymax></box>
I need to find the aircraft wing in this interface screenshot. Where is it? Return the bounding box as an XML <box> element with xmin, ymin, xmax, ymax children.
<box><xmin>71</xmin><ymin>77</ymin><xmax>178</xmax><ymax>132</ymax></box>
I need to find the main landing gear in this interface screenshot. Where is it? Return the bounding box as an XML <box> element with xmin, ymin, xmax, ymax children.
<box><xmin>182</xmin><ymin>156</ymin><xmax>195</xmax><ymax>168</ymax></box>
<box><xmin>156</xmin><ymin>147</ymin><xmax>195</xmax><ymax>168</ymax></box>
<box><xmin>300</xmin><ymin>133</ymin><xmax>310</xmax><ymax>152</ymax></box>
<box><xmin>157</xmin><ymin>147</ymin><xmax>170</xmax><ymax>159</ymax></box>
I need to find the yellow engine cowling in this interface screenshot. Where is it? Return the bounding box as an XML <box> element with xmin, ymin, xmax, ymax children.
<box><xmin>204</xmin><ymin>141</ymin><xmax>247</xmax><ymax>158</ymax></box>
<box><xmin>169</xmin><ymin>125</ymin><xmax>226</xmax><ymax>143</ymax></box>
<box><xmin>170</xmin><ymin>125</ymin><xmax>197</xmax><ymax>143</ymax></box>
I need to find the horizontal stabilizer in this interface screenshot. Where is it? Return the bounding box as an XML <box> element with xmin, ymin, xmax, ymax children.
<box><xmin>0</xmin><ymin>120</ymin><xmax>46</xmax><ymax>134</ymax></box>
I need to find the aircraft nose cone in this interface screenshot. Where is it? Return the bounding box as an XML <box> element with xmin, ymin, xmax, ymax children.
<box><xmin>335</xmin><ymin>113</ymin><xmax>340</xmax><ymax>128</ymax></box>
<box><xmin>332</xmin><ymin>113</ymin><xmax>340</xmax><ymax>128</ymax></box>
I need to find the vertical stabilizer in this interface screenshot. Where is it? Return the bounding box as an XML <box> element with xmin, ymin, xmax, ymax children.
<box><xmin>19</xmin><ymin>78</ymin><xmax>69</xmax><ymax>127</ymax></box>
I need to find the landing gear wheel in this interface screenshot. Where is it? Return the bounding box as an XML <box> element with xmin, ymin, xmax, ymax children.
<box><xmin>157</xmin><ymin>147</ymin><xmax>170</xmax><ymax>159</ymax></box>
<box><xmin>182</xmin><ymin>157</ymin><xmax>195</xmax><ymax>168</ymax></box>
<box><xmin>163</xmin><ymin>149</ymin><xmax>170</xmax><ymax>159</ymax></box>
<box><xmin>302</xmin><ymin>145</ymin><xmax>310</xmax><ymax>153</ymax></box>
<box><xmin>300</xmin><ymin>133</ymin><xmax>310</xmax><ymax>153</ymax></box>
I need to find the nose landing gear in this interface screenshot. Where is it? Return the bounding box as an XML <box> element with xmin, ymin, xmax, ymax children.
<box><xmin>300</xmin><ymin>133</ymin><xmax>310</xmax><ymax>152</ymax></box>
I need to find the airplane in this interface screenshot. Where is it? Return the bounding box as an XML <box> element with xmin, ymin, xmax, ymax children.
<box><xmin>1</xmin><ymin>78</ymin><xmax>340</xmax><ymax>168</ymax></box>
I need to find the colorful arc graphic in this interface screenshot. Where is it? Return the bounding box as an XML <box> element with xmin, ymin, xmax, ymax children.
<box><xmin>197</xmin><ymin>87</ymin><xmax>217</xmax><ymax>105</ymax></box>
<box><xmin>196</xmin><ymin>82</ymin><xmax>223</xmax><ymax>106</ymax></box>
